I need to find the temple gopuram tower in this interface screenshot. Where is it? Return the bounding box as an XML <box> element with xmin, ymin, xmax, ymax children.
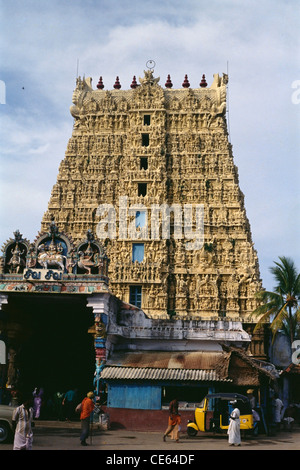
<box><xmin>42</xmin><ymin>67</ymin><xmax>262</xmax><ymax>321</ymax></box>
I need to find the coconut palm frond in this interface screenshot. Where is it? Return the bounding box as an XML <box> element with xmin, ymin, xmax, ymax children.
<box><xmin>255</xmin><ymin>289</ymin><xmax>281</xmax><ymax>302</ymax></box>
<box><xmin>271</xmin><ymin>257</ymin><xmax>300</xmax><ymax>299</ymax></box>
<box><xmin>253</xmin><ymin>309</ymin><xmax>275</xmax><ymax>333</ymax></box>
<box><xmin>271</xmin><ymin>257</ymin><xmax>298</xmax><ymax>292</ymax></box>
<box><xmin>252</xmin><ymin>290</ymin><xmax>281</xmax><ymax>320</ymax></box>
<box><xmin>252</xmin><ymin>257</ymin><xmax>300</xmax><ymax>347</ymax></box>
<box><xmin>291</xmin><ymin>307</ymin><xmax>300</xmax><ymax>339</ymax></box>
<box><xmin>270</xmin><ymin>305</ymin><xmax>289</xmax><ymax>343</ymax></box>
<box><xmin>295</xmin><ymin>274</ymin><xmax>300</xmax><ymax>296</ymax></box>
<box><xmin>277</xmin><ymin>308</ymin><xmax>300</xmax><ymax>341</ymax></box>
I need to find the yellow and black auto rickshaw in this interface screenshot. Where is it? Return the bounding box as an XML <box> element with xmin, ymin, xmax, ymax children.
<box><xmin>187</xmin><ymin>393</ymin><xmax>254</xmax><ymax>437</ymax></box>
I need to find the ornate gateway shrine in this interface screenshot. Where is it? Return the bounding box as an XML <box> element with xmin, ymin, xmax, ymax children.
<box><xmin>0</xmin><ymin>223</ymin><xmax>112</xmax><ymax>394</ymax></box>
<box><xmin>0</xmin><ymin>68</ymin><xmax>270</xmax><ymax>412</ymax></box>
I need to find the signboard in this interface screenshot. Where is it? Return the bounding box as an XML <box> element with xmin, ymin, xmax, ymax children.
<box><xmin>23</xmin><ymin>268</ymin><xmax>63</xmax><ymax>281</ymax></box>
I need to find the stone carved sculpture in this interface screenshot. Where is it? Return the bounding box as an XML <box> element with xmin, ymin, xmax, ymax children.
<box><xmin>36</xmin><ymin>220</ymin><xmax>67</xmax><ymax>270</ymax></box>
<box><xmin>75</xmin><ymin>230</ymin><xmax>108</xmax><ymax>276</ymax></box>
<box><xmin>7</xmin><ymin>242</ymin><xmax>26</xmax><ymax>273</ymax></box>
<box><xmin>139</xmin><ymin>69</ymin><xmax>160</xmax><ymax>85</ymax></box>
<box><xmin>37</xmin><ymin>242</ymin><xmax>66</xmax><ymax>270</ymax></box>
<box><xmin>77</xmin><ymin>248</ymin><xmax>97</xmax><ymax>274</ymax></box>
<box><xmin>1</xmin><ymin>230</ymin><xmax>29</xmax><ymax>274</ymax></box>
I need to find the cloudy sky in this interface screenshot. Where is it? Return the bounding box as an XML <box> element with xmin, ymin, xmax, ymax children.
<box><xmin>0</xmin><ymin>0</ymin><xmax>299</xmax><ymax>291</ymax></box>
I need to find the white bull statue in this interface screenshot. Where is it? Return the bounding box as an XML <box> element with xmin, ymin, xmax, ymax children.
<box><xmin>37</xmin><ymin>244</ymin><xmax>66</xmax><ymax>270</ymax></box>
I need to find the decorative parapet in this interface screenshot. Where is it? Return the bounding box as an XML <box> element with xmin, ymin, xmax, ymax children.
<box><xmin>0</xmin><ymin>276</ymin><xmax>110</xmax><ymax>295</ymax></box>
<box><xmin>70</xmin><ymin>70</ymin><xmax>229</xmax><ymax>129</ymax></box>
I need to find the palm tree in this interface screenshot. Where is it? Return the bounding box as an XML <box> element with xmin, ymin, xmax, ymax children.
<box><xmin>252</xmin><ymin>256</ymin><xmax>300</xmax><ymax>347</ymax></box>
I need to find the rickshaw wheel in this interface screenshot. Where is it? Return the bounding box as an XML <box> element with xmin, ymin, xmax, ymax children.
<box><xmin>187</xmin><ymin>427</ymin><xmax>198</xmax><ymax>437</ymax></box>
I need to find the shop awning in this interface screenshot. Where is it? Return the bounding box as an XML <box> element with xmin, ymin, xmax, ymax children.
<box><xmin>100</xmin><ymin>366</ymin><xmax>231</xmax><ymax>382</ymax></box>
<box><xmin>100</xmin><ymin>350</ymin><xmax>232</xmax><ymax>382</ymax></box>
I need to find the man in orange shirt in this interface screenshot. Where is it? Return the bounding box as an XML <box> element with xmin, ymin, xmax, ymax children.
<box><xmin>80</xmin><ymin>391</ymin><xmax>95</xmax><ymax>446</ymax></box>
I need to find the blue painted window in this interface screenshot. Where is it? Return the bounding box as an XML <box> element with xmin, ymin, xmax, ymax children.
<box><xmin>132</xmin><ymin>243</ymin><xmax>144</xmax><ymax>262</ymax></box>
<box><xmin>130</xmin><ymin>286</ymin><xmax>142</xmax><ymax>308</ymax></box>
<box><xmin>135</xmin><ymin>211</ymin><xmax>146</xmax><ymax>229</ymax></box>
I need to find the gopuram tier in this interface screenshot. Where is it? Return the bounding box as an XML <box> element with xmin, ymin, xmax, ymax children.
<box><xmin>41</xmin><ymin>69</ymin><xmax>262</xmax><ymax>320</ymax></box>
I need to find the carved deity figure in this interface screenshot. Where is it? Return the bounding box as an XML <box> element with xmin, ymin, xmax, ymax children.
<box><xmin>37</xmin><ymin>241</ymin><xmax>65</xmax><ymax>270</ymax></box>
<box><xmin>7</xmin><ymin>242</ymin><xmax>26</xmax><ymax>273</ymax></box>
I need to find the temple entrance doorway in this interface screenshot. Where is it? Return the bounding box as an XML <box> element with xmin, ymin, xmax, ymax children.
<box><xmin>5</xmin><ymin>294</ymin><xmax>95</xmax><ymax>401</ymax></box>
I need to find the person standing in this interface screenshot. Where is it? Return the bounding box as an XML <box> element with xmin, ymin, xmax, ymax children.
<box><xmin>246</xmin><ymin>389</ymin><xmax>256</xmax><ymax>409</ymax></box>
<box><xmin>252</xmin><ymin>408</ymin><xmax>260</xmax><ymax>436</ymax></box>
<box><xmin>33</xmin><ymin>387</ymin><xmax>44</xmax><ymax>419</ymax></box>
<box><xmin>12</xmin><ymin>396</ymin><xmax>34</xmax><ymax>450</ymax></box>
<box><xmin>10</xmin><ymin>385</ymin><xmax>19</xmax><ymax>407</ymax></box>
<box><xmin>227</xmin><ymin>401</ymin><xmax>241</xmax><ymax>446</ymax></box>
<box><xmin>163</xmin><ymin>398</ymin><xmax>181</xmax><ymax>443</ymax></box>
<box><xmin>62</xmin><ymin>388</ymin><xmax>76</xmax><ymax>421</ymax></box>
<box><xmin>273</xmin><ymin>393</ymin><xmax>284</xmax><ymax>431</ymax></box>
<box><xmin>79</xmin><ymin>391</ymin><xmax>95</xmax><ymax>446</ymax></box>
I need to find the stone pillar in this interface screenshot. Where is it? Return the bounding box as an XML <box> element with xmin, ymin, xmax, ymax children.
<box><xmin>86</xmin><ymin>293</ymin><xmax>110</xmax><ymax>397</ymax></box>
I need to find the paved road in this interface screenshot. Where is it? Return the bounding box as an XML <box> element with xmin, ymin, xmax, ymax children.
<box><xmin>1</xmin><ymin>421</ymin><xmax>299</xmax><ymax>453</ymax></box>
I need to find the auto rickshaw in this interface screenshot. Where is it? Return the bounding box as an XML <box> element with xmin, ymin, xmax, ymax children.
<box><xmin>187</xmin><ymin>393</ymin><xmax>254</xmax><ymax>436</ymax></box>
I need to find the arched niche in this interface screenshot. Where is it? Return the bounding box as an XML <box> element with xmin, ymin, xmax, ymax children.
<box><xmin>1</xmin><ymin>230</ymin><xmax>30</xmax><ymax>274</ymax></box>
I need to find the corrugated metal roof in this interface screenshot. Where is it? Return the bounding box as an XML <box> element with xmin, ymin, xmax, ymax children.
<box><xmin>106</xmin><ymin>351</ymin><xmax>223</xmax><ymax>370</ymax></box>
<box><xmin>100</xmin><ymin>366</ymin><xmax>232</xmax><ymax>382</ymax></box>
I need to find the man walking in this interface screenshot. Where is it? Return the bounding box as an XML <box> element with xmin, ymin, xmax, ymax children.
<box><xmin>227</xmin><ymin>400</ymin><xmax>241</xmax><ymax>446</ymax></box>
<box><xmin>163</xmin><ymin>398</ymin><xmax>181</xmax><ymax>443</ymax></box>
<box><xmin>79</xmin><ymin>391</ymin><xmax>95</xmax><ymax>446</ymax></box>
